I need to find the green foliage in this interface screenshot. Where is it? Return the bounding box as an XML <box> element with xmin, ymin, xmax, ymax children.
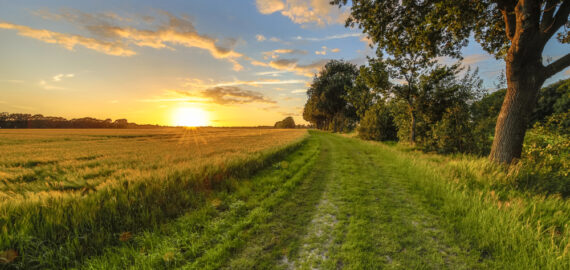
<box><xmin>532</xmin><ymin>79</ymin><xmax>570</xmax><ymax>127</ymax></box>
<box><xmin>274</xmin><ymin>116</ymin><xmax>296</xmax><ymax>128</ymax></box>
<box><xmin>303</xmin><ymin>60</ymin><xmax>359</xmax><ymax>131</ymax></box>
<box><xmin>427</xmin><ymin>105</ymin><xmax>476</xmax><ymax>154</ymax></box>
<box><xmin>357</xmin><ymin>102</ymin><xmax>397</xmax><ymax>141</ymax></box>
<box><xmin>517</xmin><ymin>112</ymin><xmax>570</xmax><ymax>196</ymax></box>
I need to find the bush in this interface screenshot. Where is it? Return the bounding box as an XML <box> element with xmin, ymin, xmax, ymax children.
<box><xmin>358</xmin><ymin>103</ymin><xmax>397</xmax><ymax>141</ymax></box>
<box><xmin>426</xmin><ymin>105</ymin><xmax>476</xmax><ymax>154</ymax></box>
<box><xmin>516</xmin><ymin>112</ymin><xmax>570</xmax><ymax>196</ymax></box>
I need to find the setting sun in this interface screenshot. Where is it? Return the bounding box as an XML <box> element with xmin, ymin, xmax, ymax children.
<box><xmin>173</xmin><ymin>107</ymin><xmax>209</xmax><ymax>127</ymax></box>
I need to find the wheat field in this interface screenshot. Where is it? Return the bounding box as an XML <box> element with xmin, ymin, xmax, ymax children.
<box><xmin>0</xmin><ymin>128</ymin><xmax>307</xmax><ymax>268</ymax></box>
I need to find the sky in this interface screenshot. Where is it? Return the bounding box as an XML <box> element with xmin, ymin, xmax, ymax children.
<box><xmin>0</xmin><ymin>0</ymin><xmax>568</xmax><ymax>127</ymax></box>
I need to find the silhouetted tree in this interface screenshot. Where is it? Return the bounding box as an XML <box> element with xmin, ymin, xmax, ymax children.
<box><xmin>274</xmin><ymin>116</ymin><xmax>296</xmax><ymax>128</ymax></box>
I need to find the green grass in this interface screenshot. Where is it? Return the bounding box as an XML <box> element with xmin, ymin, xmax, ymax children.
<box><xmin>2</xmin><ymin>130</ymin><xmax>568</xmax><ymax>269</ymax></box>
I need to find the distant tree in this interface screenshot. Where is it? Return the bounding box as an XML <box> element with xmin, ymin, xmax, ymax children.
<box><xmin>274</xmin><ymin>116</ymin><xmax>296</xmax><ymax>128</ymax></box>
<box><xmin>333</xmin><ymin>0</ymin><xmax>570</xmax><ymax>163</ymax></box>
<box><xmin>303</xmin><ymin>60</ymin><xmax>359</xmax><ymax>132</ymax></box>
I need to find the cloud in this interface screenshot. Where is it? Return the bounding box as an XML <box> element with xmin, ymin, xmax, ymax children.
<box><xmin>39</xmin><ymin>80</ymin><xmax>65</xmax><ymax>90</ymax></box>
<box><xmin>267</xmin><ymin>58</ymin><xmax>328</xmax><ymax>77</ymax></box>
<box><xmin>52</xmin><ymin>73</ymin><xmax>74</xmax><ymax>82</ymax></box>
<box><xmin>315</xmin><ymin>46</ymin><xmax>327</xmax><ymax>55</ymax></box>
<box><xmin>262</xmin><ymin>48</ymin><xmax>307</xmax><ymax>59</ymax></box>
<box><xmin>179</xmin><ymin>86</ymin><xmax>276</xmax><ymax>104</ymax></box>
<box><xmin>256</xmin><ymin>0</ymin><xmax>286</xmax><ymax>14</ymax></box>
<box><xmin>104</xmin><ymin>12</ymin><xmax>244</xmax><ymax>70</ymax></box>
<box><xmin>291</xmin><ymin>89</ymin><xmax>306</xmax><ymax>94</ymax></box>
<box><xmin>0</xmin><ymin>21</ymin><xmax>135</xmax><ymax>56</ymax></box>
<box><xmin>331</xmin><ymin>48</ymin><xmax>340</xmax><ymax>53</ymax></box>
<box><xmin>269</xmin><ymin>37</ymin><xmax>281</xmax><ymax>42</ymax></box>
<box><xmin>295</xmin><ymin>32</ymin><xmax>361</xmax><ymax>41</ymax></box>
<box><xmin>462</xmin><ymin>54</ymin><xmax>491</xmax><ymax>65</ymax></box>
<box><xmin>566</xmin><ymin>68</ymin><xmax>570</xmax><ymax>75</ymax></box>
<box><xmin>256</xmin><ymin>34</ymin><xmax>266</xmax><ymax>41</ymax></box>
<box><xmin>255</xmin><ymin>70</ymin><xmax>290</xmax><ymax>76</ymax></box>
<box><xmin>256</xmin><ymin>0</ymin><xmax>349</xmax><ymax>26</ymax></box>
<box><xmin>20</xmin><ymin>9</ymin><xmax>245</xmax><ymax>70</ymax></box>
<box><xmin>183</xmin><ymin>78</ymin><xmax>305</xmax><ymax>88</ymax></box>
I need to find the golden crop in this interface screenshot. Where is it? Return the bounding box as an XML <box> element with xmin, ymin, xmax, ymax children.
<box><xmin>0</xmin><ymin>128</ymin><xmax>307</xmax><ymax>202</ymax></box>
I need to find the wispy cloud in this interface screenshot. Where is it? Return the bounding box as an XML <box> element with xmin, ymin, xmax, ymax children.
<box><xmin>255</xmin><ymin>34</ymin><xmax>266</xmax><ymax>41</ymax></box>
<box><xmin>295</xmin><ymin>33</ymin><xmax>361</xmax><ymax>41</ymax></box>
<box><xmin>315</xmin><ymin>46</ymin><xmax>327</xmax><ymax>55</ymax></box>
<box><xmin>291</xmin><ymin>89</ymin><xmax>306</xmax><ymax>93</ymax></box>
<box><xmin>0</xmin><ymin>21</ymin><xmax>135</xmax><ymax>56</ymax></box>
<box><xmin>176</xmin><ymin>87</ymin><xmax>276</xmax><ymax>104</ymax></box>
<box><xmin>255</xmin><ymin>0</ymin><xmax>349</xmax><ymax>27</ymax></box>
<box><xmin>262</xmin><ymin>48</ymin><xmax>307</xmax><ymax>59</ymax></box>
<box><xmin>255</xmin><ymin>70</ymin><xmax>290</xmax><ymax>76</ymax></box>
<box><xmin>5</xmin><ymin>9</ymin><xmax>246</xmax><ymax>70</ymax></box>
<box><xmin>39</xmin><ymin>80</ymin><xmax>65</xmax><ymax>90</ymax></box>
<box><xmin>183</xmin><ymin>78</ymin><xmax>305</xmax><ymax>88</ymax></box>
<box><xmin>266</xmin><ymin>58</ymin><xmax>328</xmax><ymax>77</ymax></box>
<box><xmin>52</xmin><ymin>73</ymin><xmax>74</xmax><ymax>82</ymax></box>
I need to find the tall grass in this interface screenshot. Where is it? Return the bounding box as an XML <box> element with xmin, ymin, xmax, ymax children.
<box><xmin>372</xmin><ymin>141</ymin><xmax>569</xmax><ymax>269</ymax></box>
<box><xmin>0</xmin><ymin>128</ymin><xmax>308</xmax><ymax>269</ymax></box>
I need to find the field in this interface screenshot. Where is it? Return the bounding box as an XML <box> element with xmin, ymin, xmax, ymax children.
<box><xmin>1</xmin><ymin>129</ymin><xmax>569</xmax><ymax>269</ymax></box>
<box><xmin>0</xmin><ymin>128</ymin><xmax>308</xmax><ymax>268</ymax></box>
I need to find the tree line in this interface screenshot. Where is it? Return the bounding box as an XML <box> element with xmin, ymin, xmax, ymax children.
<box><xmin>302</xmin><ymin>59</ymin><xmax>569</xmax><ymax>156</ymax></box>
<box><xmin>312</xmin><ymin>0</ymin><xmax>569</xmax><ymax>164</ymax></box>
<box><xmin>0</xmin><ymin>113</ymin><xmax>161</xmax><ymax>129</ymax></box>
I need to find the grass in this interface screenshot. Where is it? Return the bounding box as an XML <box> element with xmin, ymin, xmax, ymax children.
<box><xmin>0</xmin><ymin>128</ymin><xmax>307</xmax><ymax>269</ymax></box>
<box><xmin>1</xmin><ymin>129</ymin><xmax>568</xmax><ymax>269</ymax></box>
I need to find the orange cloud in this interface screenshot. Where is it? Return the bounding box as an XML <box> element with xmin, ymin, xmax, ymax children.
<box><xmin>262</xmin><ymin>48</ymin><xmax>307</xmax><ymax>59</ymax></box>
<box><xmin>0</xmin><ymin>21</ymin><xmax>135</xmax><ymax>56</ymax></box>
<box><xmin>256</xmin><ymin>0</ymin><xmax>349</xmax><ymax>26</ymax></box>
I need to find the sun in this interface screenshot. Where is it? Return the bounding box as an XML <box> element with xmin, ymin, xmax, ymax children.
<box><xmin>173</xmin><ymin>107</ymin><xmax>209</xmax><ymax>127</ymax></box>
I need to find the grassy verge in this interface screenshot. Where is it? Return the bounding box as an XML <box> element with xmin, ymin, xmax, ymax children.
<box><xmin>0</xmin><ymin>133</ymin><xmax>308</xmax><ymax>269</ymax></box>
<box><xmin>366</xmin><ymin>138</ymin><xmax>570</xmax><ymax>269</ymax></box>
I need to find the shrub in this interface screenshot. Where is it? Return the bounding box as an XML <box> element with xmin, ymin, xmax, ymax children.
<box><xmin>357</xmin><ymin>103</ymin><xmax>397</xmax><ymax>141</ymax></box>
<box><xmin>516</xmin><ymin>112</ymin><xmax>570</xmax><ymax>196</ymax></box>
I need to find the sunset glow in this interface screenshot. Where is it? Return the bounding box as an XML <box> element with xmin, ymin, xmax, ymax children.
<box><xmin>173</xmin><ymin>107</ymin><xmax>209</xmax><ymax>127</ymax></box>
<box><xmin>0</xmin><ymin>1</ymin><xmax>567</xmax><ymax>126</ymax></box>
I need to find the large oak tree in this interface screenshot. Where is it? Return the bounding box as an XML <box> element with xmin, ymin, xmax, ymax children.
<box><xmin>333</xmin><ymin>0</ymin><xmax>570</xmax><ymax>163</ymax></box>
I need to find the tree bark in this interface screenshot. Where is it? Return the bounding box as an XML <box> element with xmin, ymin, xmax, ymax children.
<box><xmin>489</xmin><ymin>56</ymin><xmax>545</xmax><ymax>163</ymax></box>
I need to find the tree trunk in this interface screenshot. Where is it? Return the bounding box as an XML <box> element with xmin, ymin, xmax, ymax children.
<box><xmin>409</xmin><ymin>107</ymin><xmax>416</xmax><ymax>143</ymax></box>
<box><xmin>489</xmin><ymin>57</ymin><xmax>544</xmax><ymax>163</ymax></box>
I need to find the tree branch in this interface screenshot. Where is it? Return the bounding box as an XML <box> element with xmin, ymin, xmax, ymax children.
<box><xmin>498</xmin><ymin>0</ymin><xmax>517</xmax><ymax>40</ymax></box>
<box><xmin>543</xmin><ymin>53</ymin><xmax>570</xmax><ymax>78</ymax></box>
<box><xmin>543</xmin><ymin>0</ymin><xmax>570</xmax><ymax>40</ymax></box>
<box><xmin>540</xmin><ymin>0</ymin><xmax>558</xmax><ymax>32</ymax></box>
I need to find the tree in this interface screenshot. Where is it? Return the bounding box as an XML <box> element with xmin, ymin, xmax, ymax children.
<box><xmin>334</xmin><ymin>0</ymin><xmax>570</xmax><ymax>163</ymax></box>
<box><xmin>274</xmin><ymin>116</ymin><xmax>296</xmax><ymax>128</ymax></box>
<box><xmin>303</xmin><ymin>60</ymin><xmax>360</xmax><ymax>131</ymax></box>
<box><xmin>345</xmin><ymin>59</ymin><xmax>391</xmax><ymax>120</ymax></box>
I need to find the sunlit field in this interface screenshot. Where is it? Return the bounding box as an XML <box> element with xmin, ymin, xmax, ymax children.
<box><xmin>0</xmin><ymin>128</ymin><xmax>307</xmax><ymax>268</ymax></box>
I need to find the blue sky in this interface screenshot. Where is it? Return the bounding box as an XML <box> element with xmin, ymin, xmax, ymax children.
<box><xmin>0</xmin><ymin>0</ymin><xmax>568</xmax><ymax>126</ymax></box>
